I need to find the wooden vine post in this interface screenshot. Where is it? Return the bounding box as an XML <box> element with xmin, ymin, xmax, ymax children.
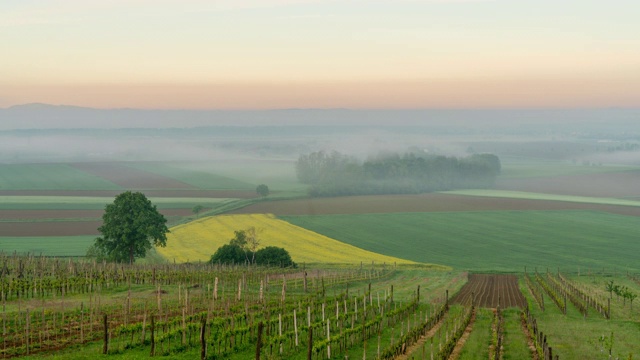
<box><xmin>150</xmin><ymin>315</ymin><xmax>155</xmax><ymax>357</ymax></box>
<box><xmin>103</xmin><ymin>314</ymin><xmax>108</xmax><ymax>354</ymax></box>
<box><xmin>256</xmin><ymin>321</ymin><xmax>264</xmax><ymax>360</ymax></box>
<box><xmin>294</xmin><ymin>309</ymin><xmax>299</xmax><ymax>347</ymax></box>
<box><xmin>200</xmin><ymin>316</ymin><xmax>207</xmax><ymax>360</ymax></box>
<box><xmin>307</xmin><ymin>326</ymin><xmax>313</xmax><ymax>360</ymax></box>
<box><xmin>326</xmin><ymin>319</ymin><xmax>331</xmax><ymax>359</ymax></box>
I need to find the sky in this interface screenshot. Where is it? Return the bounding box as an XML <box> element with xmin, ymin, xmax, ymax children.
<box><xmin>1</xmin><ymin>0</ymin><xmax>639</xmax><ymax>109</ymax></box>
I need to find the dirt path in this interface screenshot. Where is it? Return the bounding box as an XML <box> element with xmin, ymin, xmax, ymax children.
<box><xmin>396</xmin><ymin>314</ymin><xmax>448</xmax><ymax>360</ymax></box>
<box><xmin>447</xmin><ymin>310</ymin><xmax>477</xmax><ymax>360</ymax></box>
<box><xmin>521</xmin><ymin>315</ymin><xmax>539</xmax><ymax>360</ymax></box>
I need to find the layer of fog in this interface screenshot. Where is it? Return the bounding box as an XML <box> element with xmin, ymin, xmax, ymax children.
<box><xmin>1</xmin><ymin>106</ymin><xmax>639</xmax><ymax>165</ymax></box>
<box><xmin>1</xmin><ymin>125</ymin><xmax>639</xmax><ymax>167</ymax></box>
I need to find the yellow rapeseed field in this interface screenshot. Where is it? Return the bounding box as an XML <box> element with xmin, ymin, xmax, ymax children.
<box><xmin>157</xmin><ymin>214</ymin><xmax>416</xmax><ymax>265</ymax></box>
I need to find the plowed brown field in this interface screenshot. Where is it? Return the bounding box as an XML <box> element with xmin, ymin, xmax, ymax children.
<box><xmin>452</xmin><ymin>274</ymin><xmax>526</xmax><ymax>308</ymax></box>
<box><xmin>0</xmin><ymin>221</ymin><xmax>101</xmax><ymax>236</ymax></box>
<box><xmin>496</xmin><ymin>171</ymin><xmax>640</xmax><ymax>198</ymax></box>
<box><xmin>0</xmin><ymin>189</ymin><xmax>256</xmax><ymax>198</ymax></box>
<box><xmin>0</xmin><ymin>208</ymin><xmax>197</xmax><ymax>236</ymax></box>
<box><xmin>228</xmin><ymin>193</ymin><xmax>640</xmax><ymax>216</ymax></box>
<box><xmin>0</xmin><ymin>208</ymin><xmax>195</xmax><ymax>220</ymax></box>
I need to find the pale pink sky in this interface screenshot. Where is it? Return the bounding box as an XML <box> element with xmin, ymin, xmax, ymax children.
<box><xmin>2</xmin><ymin>0</ymin><xmax>639</xmax><ymax>109</ymax></box>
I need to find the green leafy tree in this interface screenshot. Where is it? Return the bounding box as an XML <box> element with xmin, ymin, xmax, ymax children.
<box><xmin>628</xmin><ymin>291</ymin><xmax>637</xmax><ymax>311</ymax></box>
<box><xmin>229</xmin><ymin>230</ymin><xmax>251</xmax><ymax>263</ymax></box>
<box><xmin>606</xmin><ymin>280</ymin><xmax>615</xmax><ymax>299</ymax></box>
<box><xmin>255</xmin><ymin>246</ymin><xmax>296</xmax><ymax>268</ymax></box>
<box><xmin>209</xmin><ymin>244</ymin><xmax>249</xmax><ymax>265</ymax></box>
<box><xmin>256</xmin><ymin>184</ymin><xmax>269</xmax><ymax>197</ymax></box>
<box><xmin>244</xmin><ymin>226</ymin><xmax>261</xmax><ymax>264</ymax></box>
<box><xmin>614</xmin><ymin>284</ymin><xmax>624</xmax><ymax>301</ymax></box>
<box><xmin>91</xmin><ymin>191</ymin><xmax>168</xmax><ymax>264</ymax></box>
<box><xmin>192</xmin><ymin>205</ymin><xmax>204</xmax><ymax>218</ymax></box>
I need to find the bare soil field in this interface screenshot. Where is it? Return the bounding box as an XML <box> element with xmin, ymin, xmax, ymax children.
<box><xmin>452</xmin><ymin>274</ymin><xmax>526</xmax><ymax>308</ymax></box>
<box><xmin>496</xmin><ymin>171</ymin><xmax>640</xmax><ymax>198</ymax></box>
<box><xmin>0</xmin><ymin>221</ymin><xmax>101</xmax><ymax>236</ymax></box>
<box><xmin>229</xmin><ymin>193</ymin><xmax>640</xmax><ymax>217</ymax></box>
<box><xmin>0</xmin><ymin>189</ymin><xmax>256</xmax><ymax>198</ymax></box>
<box><xmin>0</xmin><ymin>208</ymin><xmax>195</xmax><ymax>220</ymax></box>
<box><xmin>71</xmin><ymin>162</ymin><xmax>194</xmax><ymax>189</ymax></box>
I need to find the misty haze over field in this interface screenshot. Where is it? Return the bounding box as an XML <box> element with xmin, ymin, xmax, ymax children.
<box><xmin>1</xmin><ymin>104</ymin><xmax>640</xmax><ymax>166</ymax></box>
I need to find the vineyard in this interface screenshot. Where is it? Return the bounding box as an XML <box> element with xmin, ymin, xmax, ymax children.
<box><xmin>0</xmin><ymin>254</ymin><xmax>470</xmax><ymax>359</ymax></box>
<box><xmin>2</xmin><ymin>254</ymin><xmax>639</xmax><ymax>359</ymax></box>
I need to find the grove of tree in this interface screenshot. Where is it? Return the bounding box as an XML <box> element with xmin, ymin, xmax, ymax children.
<box><xmin>210</xmin><ymin>228</ymin><xmax>296</xmax><ymax>267</ymax></box>
<box><xmin>295</xmin><ymin>150</ymin><xmax>501</xmax><ymax>196</ymax></box>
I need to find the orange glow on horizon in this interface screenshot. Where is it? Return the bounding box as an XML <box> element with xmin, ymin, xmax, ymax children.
<box><xmin>2</xmin><ymin>77</ymin><xmax>639</xmax><ymax>110</ymax></box>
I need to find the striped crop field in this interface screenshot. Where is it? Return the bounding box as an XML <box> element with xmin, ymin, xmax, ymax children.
<box><xmin>282</xmin><ymin>210</ymin><xmax>640</xmax><ymax>272</ymax></box>
<box><xmin>157</xmin><ymin>214</ymin><xmax>424</xmax><ymax>266</ymax></box>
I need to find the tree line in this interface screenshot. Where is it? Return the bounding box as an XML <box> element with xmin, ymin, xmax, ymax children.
<box><xmin>295</xmin><ymin>150</ymin><xmax>501</xmax><ymax>196</ymax></box>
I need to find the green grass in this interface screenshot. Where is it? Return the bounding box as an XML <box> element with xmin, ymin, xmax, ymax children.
<box><xmin>125</xmin><ymin>162</ymin><xmax>256</xmax><ymax>190</ymax></box>
<box><xmin>501</xmin><ymin>308</ymin><xmax>531</xmax><ymax>360</ymax></box>
<box><xmin>527</xmin><ymin>289</ymin><xmax>640</xmax><ymax>359</ymax></box>
<box><xmin>0</xmin><ymin>235</ymin><xmax>95</xmax><ymax>256</ymax></box>
<box><xmin>190</xmin><ymin>159</ymin><xmax>307</xmax><ymax>192</ymax></box>
<box><xmin>565</xmin><ymin>274</ymin><xmax>640</xmax><ymax>324</ymax></box>
<box><xmin>281</xmin><ymin>211</ymin><xmax>640</xmax><ymax>272</ymax></box>
<box><xmin>0</xmin><ymin>163</ymin><xmax>121</xmax><ymax>190</ymax></box>
<box><xmin>457</xmin><ymin>308</ymin><xmax>492</xmax><ymax>359</ymax></box>
<box><xmin>442</xmin><ymin>189</ymin><xmax>640</xmax><ymax>207</ymax></box>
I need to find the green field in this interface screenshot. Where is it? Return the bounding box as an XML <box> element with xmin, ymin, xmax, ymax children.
<box><xmin>125</xmin><ymin>162</ymin><xmax>256</xmax><ymax>190</ymax></box>
<box><xmin>0</xmin><ymin>164</ymin><xmax>121</xmax><ymax>190</ymax></box>
<box><xmin>0</xmin><ymin>235</ymin><xmax>95</xmax><ymax>256</ymax></box>
<box><xmin>192</xmin><ymin>159</ymin><xmax>306</xmax><ymax>192</ymax></box>
<box><xmin>281</xmin><ymin>211</ymin><xmax>640</xmax><ymax>272</ymax></box>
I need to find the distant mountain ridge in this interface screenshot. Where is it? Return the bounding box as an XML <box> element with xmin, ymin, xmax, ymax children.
<box><xmin>1</xmin><ymin>103</ymin><xmax>639</xmax><ymax>131</ymax></box>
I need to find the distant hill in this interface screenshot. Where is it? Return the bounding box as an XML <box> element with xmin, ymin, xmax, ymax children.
<box><xmin>1</xmin><ymin>103</ymin><xmax>639</xmax><ymax>132</ymax></box>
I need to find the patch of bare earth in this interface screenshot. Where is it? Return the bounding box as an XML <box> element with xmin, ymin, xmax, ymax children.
<box><xmin>496</xmin><ymin>171</ymin><xmax>640</xmax><ymax>198</ymax></box>
<box><xmin>0</xmin><ymin>189</ymin><xmax>256</xmax><ymax>198</ymax></box>
<box><xmin>0</xmin><ymin>221</ymin><xmax>101</xmax><ymax>236</ymax></box>
<box><xmin>448</xmin><ymin>309</ymin><xmax>476</xmax><ymax>360</ymax></box>
<box><xmin>451</xmin><ymin>274</ymin><xmax>527</xmax><ymax>309</ymax></box>
<box><xmin>0</xmin><ymin>208</ymin><xmax>199</xmax><ymax>220</ymax></box>
<box><xmin>229</xmin><ymin>193</ymin><xmax>640</xmax><ymax>217</ymax></box>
